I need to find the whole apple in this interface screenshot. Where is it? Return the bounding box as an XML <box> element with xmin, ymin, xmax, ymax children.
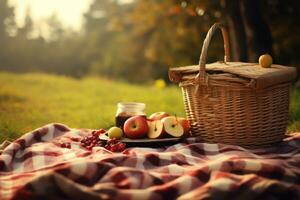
<box><xmin>148</xmin><ymin>112</ymin><xmax>169</xmax><ymax>121</ymax></box>
<box><xmin>124</xmin><ymin>116</ymin><xmax>149</xmax><ymax>139</ymax></box>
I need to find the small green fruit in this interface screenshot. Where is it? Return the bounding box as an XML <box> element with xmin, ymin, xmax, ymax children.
<box><xmin>107</xmin><ymin>127</ymin><xmax>123</xmax><ymax>139</ymax></box>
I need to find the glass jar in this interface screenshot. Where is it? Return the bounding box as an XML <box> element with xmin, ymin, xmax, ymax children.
<box><xmin>115</xmin><ymin>102</ymin><xmax>146</xmax><ymax>129</ymax></box>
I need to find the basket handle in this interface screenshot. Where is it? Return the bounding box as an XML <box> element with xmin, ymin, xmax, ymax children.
<box><xmin>196</xmin><ymin>23</ymin><xmax>230</xmax><ymax>84</ymax></box>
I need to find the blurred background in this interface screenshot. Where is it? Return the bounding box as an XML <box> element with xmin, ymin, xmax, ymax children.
<box><xmin>1</xmin><ymin>0</ymin><xmax>299</xmax><ymax>82</ymax></box>
<box><xmin>0</xmin><ymin>0</ymin><xmax>300</xmax><ymax>141</ymax></box>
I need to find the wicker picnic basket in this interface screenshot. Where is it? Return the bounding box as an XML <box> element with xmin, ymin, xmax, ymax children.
<box><xmin>169</xmin><ymin>23</ymin><xmax>297</xmax><ymax>148</ymax></box>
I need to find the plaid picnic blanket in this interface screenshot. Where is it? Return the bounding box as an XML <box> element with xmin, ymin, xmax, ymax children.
<box><xmin>0</xmin><ymin>123</ymin><xmax>300</xmax><ymax>200</ymax></box>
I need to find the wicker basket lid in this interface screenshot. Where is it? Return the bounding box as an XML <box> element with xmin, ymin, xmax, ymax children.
<box><xmin>169</xmin><ymin>23</ymin><xmax>297</xmax><ymax>89</ymax></box>
<box><xmin>169</xmin><ymin>61</ymin><xmax>297</xmax><ymax>89</ymax></box>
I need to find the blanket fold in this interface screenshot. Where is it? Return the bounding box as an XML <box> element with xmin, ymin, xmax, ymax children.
<box><xmin>1</xmin><ymin>123</ymin><xmax>300</xmax><ymax>200</ymax></box>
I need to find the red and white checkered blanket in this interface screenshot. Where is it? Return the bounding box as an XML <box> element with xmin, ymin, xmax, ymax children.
<box><xmin>0</xmin><ymin>123</ymin><xmax>300</xmax><ymax>200</ymax></box>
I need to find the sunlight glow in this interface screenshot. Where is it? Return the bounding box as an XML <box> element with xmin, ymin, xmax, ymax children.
<box><xmin>9</xmin><ymin>0</ymin><xmax>93</xmax><ymax>30</ymax></box>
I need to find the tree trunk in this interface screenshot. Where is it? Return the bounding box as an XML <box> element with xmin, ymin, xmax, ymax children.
<box><xmin>222</xmin><ymin>0</ymin><xmax>248</xmax><ymax>61</ymax></box>
<box><xmin>241</xmin><ymin>0</ymin><xmax>273</xmax><ymax>62</ymax></box>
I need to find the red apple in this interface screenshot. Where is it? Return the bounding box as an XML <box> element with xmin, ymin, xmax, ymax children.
<box><xmin>124</xmin><ymin>116</ymin><xmax>149</xmax><ymax>139</ymax></box>
<box><xmin>148</xmin><ymin>112</ymin><xmax>170</xmax><ymax>121</ymax></box>
<box><xmin>162</xmin><ymin>116</ymin><xmax>184</xmax><ymax>138</ymax></box>
<box><xmin>178</xmin><ymin>117</ymin><xmax>191</xmax><ymax>135</ymax></box>
<box><xmin>147</xmin><ymin>120</ymin><xmax>164</xmax><ymax>139</ymax></box>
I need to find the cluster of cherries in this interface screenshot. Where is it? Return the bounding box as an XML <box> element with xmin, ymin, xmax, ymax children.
<box><xmin>105</xmin><ymin>138</ymin><xmax>126</xmax><ymax>152</ymax></box>
<box><xmin>80</xmin><ymin>129</ymin><xmax>126</xmax><ymax>152</ymax></box>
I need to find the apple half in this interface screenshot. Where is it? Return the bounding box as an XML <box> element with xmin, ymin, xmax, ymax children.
<box><xmin>178</xmin><ymin>117</ymin><xmax>191</xmax><ymax>136</ymax></box>
<box><xmin>147</xmin><ymin>120</ymin><xmax>164</xmax><ymax>139</ymax></box>
<box><xmin>162</xmin><ymin>116</ymin><xmax>184</xmax><ymax>138</ymax></box>
<box><xmin>148</xmin><ymin>112</ymin><xmax>170</xmax><ymax>121</ymax></box>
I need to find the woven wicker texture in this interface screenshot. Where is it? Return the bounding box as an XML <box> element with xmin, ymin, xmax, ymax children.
<box><xmin>169</xmin><ymin>23</ymin><xmax>294</xmax><ymax>148</ymax></box>
<box><xmin>169</xmin><ymin>62</ymin><xmax>296</xmax><ymax>89</ymax></box>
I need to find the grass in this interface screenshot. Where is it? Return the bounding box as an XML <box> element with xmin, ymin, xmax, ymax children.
<box><xmin>289</xmin><ymin>87</ymin><xmax>300</xmax><ymax>131</ymax></box>
<box><xmin>0</xmin><ymin>72</ymin><xmax>185</xmax><ymax>142</ymax></box>
<box><xmin>0</xmin><ymin>72</ymin><xmax>299</xmax><ymax>143</ymax></box>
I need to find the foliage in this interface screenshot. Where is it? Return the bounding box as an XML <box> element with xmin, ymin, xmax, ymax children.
<box><xmin>83</xmin><ymin>0</ymin><xmax>224</xmax><ymax>82</ymax></box>
<box><xmin>0</xmin><ymin>0</ymin><xmax>299</xmax><ymax>82</ymax></box>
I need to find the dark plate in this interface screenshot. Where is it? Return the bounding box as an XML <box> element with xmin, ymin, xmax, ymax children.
<box><xmin>99</xmin><ymin>134</ymin><xmax>181</xmax><ymax>143</ymax></box>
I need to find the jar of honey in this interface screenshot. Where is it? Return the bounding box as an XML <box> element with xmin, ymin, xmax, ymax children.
<box><xmin>115</xmin><ymin>102</ymin><xmax>146</xmax><ymax>129</ymax></box>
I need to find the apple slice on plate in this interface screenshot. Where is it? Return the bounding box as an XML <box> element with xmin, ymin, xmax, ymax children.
<box><xmin>148</xmin><ymin>112</ymin><xmax>169</xmax><ymax>121</ymax></box>
<box><xmin>147</xmin><ymin>120</ymin><xmax>164</xmax><ymax>139</ymax></box>
<box><xmin>162</xmin><ymin>116</ymin><xmax>184</xmax><ymax>138</ymax></box>
<box><xmin>178</xmin><ymin>117</ymin><xmax>191</xmax><ymax>135</ymax></box>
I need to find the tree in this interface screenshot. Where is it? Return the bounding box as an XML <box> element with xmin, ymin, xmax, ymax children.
<box><xmin>46</xmin><ymin>13</ymin><xmax>65</xmax><ymax>42</ymax></box>
<box><xmin>221</xmin><ymin>0</ymin><xmax>248</xmax><ymax>61</ymax></box>
<box><xmin>83</xmin><ymin>0</ymin><xmax>139</xmax><ymax>80</ymax></box>
<box><xmin>0</xmin><ymin>0</ymin><xmax>15</xmax><ymax>39</ymax></box>
<box><xmin>17</xmin><ymin>7</ymin><xmax>33</xmax><ymax>39</ymax></box>
<box><xmin>0</xmin><ymin>0</ymin><xmax>15</xmax><ymax>70</ymax></box>
<box><xmin>1</xmin><ymin>0</ymin><xmax>299</xmax><ymax>81</ymax></box>
<box><xmin>241</xmin><ymin>0</ymin><xmax>273</xmax><ymax>61</ymax></box>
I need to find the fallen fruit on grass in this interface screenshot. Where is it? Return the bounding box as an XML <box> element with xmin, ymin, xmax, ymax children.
<box><xmin>124</xmin><ymin>115</ymin><xmax>149</xmax><ymax>139</ymax></box>
<box><xmin>148</xmin><ymin>112</ymin><xmax>169</xmax><ymax>121</ymax></box>
<box><xmin>147</xmin><ymin>120</ymin><xmax>164</xmax><ymax>139</ymax></box>
<box><xmin>107</xmin><ymin>127</ymin><xmax>123</xmax><ymax>139</ymax></box>
<box><xmin>162</xmin><ymin>116</ymin><xmax>184</xmax><ymax>138</ymax></box>
<box><xmin>259</xmin><ymin>54</ymin><xmax>272</xmax><ymax>68</ymax></box>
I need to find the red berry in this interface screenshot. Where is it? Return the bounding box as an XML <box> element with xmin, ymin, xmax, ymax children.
<box><xmin>87</xmin><ymin>135</ymin><xmax>93</xmax><ymax>140</ymax></box>
<box><xmin>86</xmin><ymin>146</ymin><xmax>92</xmax><ymax>150</ymax></box>
<box><xmin>110</xmin><ymin>145</ymin><xmax>118</xmax><ymax>152</ymax></box>
<box><xmin>108</xmin><ymin>138</ymin><xmax>117</xmax><ymax>145</ymax></box>
<box><xmin>97</xmin><ymin>129</ymin><xmax>106</xmax><ymax>134</ymax></box>
<box><xmin>123</xmin><ymin>149</ymin><xmax>130</xmax><ymax>154</ymax></box>
<box><xmin>117</xmin><ymin>142</ymin><xmax>126</xmax><ymax>151</ymax></box>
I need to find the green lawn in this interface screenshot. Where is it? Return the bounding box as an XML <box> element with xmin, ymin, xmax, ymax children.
<box><xmin>0</xmin><ymin>72</ymin><xmax>186</xmax><ymax>142</ymax></box>
<box><xmin>0</xmin><ymin>72</ymin><xmax>299</xmax><ymax>143</ymax></box>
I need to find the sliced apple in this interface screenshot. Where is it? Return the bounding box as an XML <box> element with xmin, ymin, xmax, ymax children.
<box><xmin>147</xmin><ymin>120</ymin><xmax>164</xmax><ymax>139</ymax></box>
<box><xmin>178</xmin><ymin>117</ymin><xmax>191</xmax><ymax>136</ymax></box>
<box><xmin>162</xmin><ymin>116</ymin><xmax>184</xmax><ymax>138</ymax></box>
<box><xmin>148</xmin><ymin>112</ymin><xmax>169</xmax><ymax>121</ymax></box>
